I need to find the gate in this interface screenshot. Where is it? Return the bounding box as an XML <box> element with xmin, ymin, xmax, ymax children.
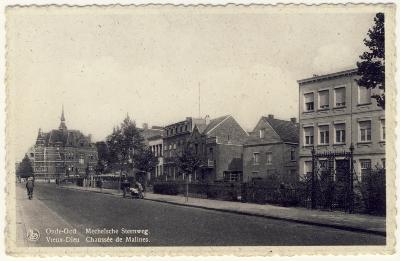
<box><xmin>310</xmin><ymin>144</ymin><xmax>355</xmax><ymax>213</ymax></box>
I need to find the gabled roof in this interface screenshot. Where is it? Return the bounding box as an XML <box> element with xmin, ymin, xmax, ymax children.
<box><xmin>202</xmin><ymin>115</ymin><xmax>230</xmax><ymax>135</ymax></box>
<box><xmin>262</xmin><ymin>117</ymin><xmax>299</xmax><ymax>143</ymax></box>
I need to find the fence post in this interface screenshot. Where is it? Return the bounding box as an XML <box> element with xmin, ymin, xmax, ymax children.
<box><xmin>311</xmin><ymin>146</ymin><xmax>316</xmax><ymax>209</ymax></box>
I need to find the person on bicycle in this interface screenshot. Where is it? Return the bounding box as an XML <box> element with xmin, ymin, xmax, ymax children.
<box><xmin>26</xmin><ymin>177</ymin><xmax>34</xmax><ymax>200</ymax></box>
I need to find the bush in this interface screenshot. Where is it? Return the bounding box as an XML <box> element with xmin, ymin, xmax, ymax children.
<box><xmin>360</xmin><ymin>167</ymin><xmax>386</xmax><ymax>215</ymax></box>
<box><xmin>153</xmin><ymin>183</ymin><xmax>180</xmax><ymax>195</ymax></box>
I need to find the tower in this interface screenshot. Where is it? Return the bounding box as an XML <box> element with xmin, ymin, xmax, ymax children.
<box><xmin>58</xmin><ymin>105</ymin><xmax>67</xmax><ymax>131</ymax></box>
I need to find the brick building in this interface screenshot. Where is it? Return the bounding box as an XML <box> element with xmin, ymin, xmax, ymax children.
<box><xmin>243</xmin><ymin>115</ymin><xmax>299</xmax><ymax>183</ymax></box>
<box><xmin>162</xmin><ymin>117</ymin><xmax>208</xmax><ymax>180</ymax></box>
<box><xmin>33</xmin><ymin>108</ymin><xmax>98</xmax><ymax>181</ymax></box>
<box><xmin>298</xmin><ymin>69</ymin><xmax>385</xmax><ymax>180</ymax></box>
<box><xmin>187</xmin><ymin>115</ymin><xmax>249</xmax><ymax>182</ymax></box>
<box><xmin>162</xmin><ymin>115</ymin><xmax>248</xmax><ymax>182</ymax></box>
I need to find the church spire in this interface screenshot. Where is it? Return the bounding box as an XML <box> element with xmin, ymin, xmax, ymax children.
<box><xmin>61</xmin><ymin>104</ymin><xmax>65</xmax><ymax>122</ymax></box>
<box><xmin>59</xmin><ymin>105</ymin><xmax>67</xmax><ymax>131</ymax></box>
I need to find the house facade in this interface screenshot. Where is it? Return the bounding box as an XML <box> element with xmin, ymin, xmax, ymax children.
<box><xmin>148</xmin><ymin>134</ymin><xmax>163</xmax><ymax>182</ymax></box>
<box><xmin>243</xmin><ymin>115</ymin><xmax>299</xmax><ymax>184</ymax></box>
<box><xmin>33</xmin><ymin>108</ymin><xmax>98</xmax><ymax>181</ymax></box>
<box><xmin>162</xmin><ymin>117</ymin><xmax>208</xmax><ymax>180</ymax></box>
<box><xmin>162</xmin><ymin>115</ymin><xmax>248</xmax><ymax>182</ymax></box>
<box><xmin>187</xmin><ymin>115</ymin><xmax>248</xmax><ymax>182</ymax></box>
<box><xmin>298</xmin><ymin>69</ymin><xmax>385</xmax><ymax>180</ymax></box>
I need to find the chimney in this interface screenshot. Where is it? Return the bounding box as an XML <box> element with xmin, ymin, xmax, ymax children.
<box><xmin>268</xmin><ymin>114</ymin><xmax>274</xmax><ymax>119</ymax></box>
<box><xmin>205</xmin><ymin>115</ymin><xmax>211</xmax><ymax>125</ymax></box>
<box><xmin>290</xmin><ymin>117</ymin><xmax>296</xmax><ymax>124</ymax></box>
<box><xmin>142</xmin><ymin>123</ymin><xmax>148</xmax><ymax>130</ymax></box>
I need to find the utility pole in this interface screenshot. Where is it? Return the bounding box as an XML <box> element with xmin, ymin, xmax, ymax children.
<box><xmin>198</xmin><ymin>82</ymin><xmax>201</xmax><ymax>118</ymax></box>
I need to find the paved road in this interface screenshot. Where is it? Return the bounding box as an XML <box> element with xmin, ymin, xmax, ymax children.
<box><xmin>16</xmin><ymin>183</ymin><xmax>385</xmax><ymax>247</ymax></box>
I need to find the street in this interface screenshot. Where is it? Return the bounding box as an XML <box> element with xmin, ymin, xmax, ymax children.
<box><xmin>16</xmin><ymin>183</ymin><xmax>385</xmax><ymax>247</ymax></box>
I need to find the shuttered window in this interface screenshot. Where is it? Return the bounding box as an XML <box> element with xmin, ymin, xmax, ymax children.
<box><xmin>304</xmin><ymin>93</ymin><xmax>314</xmax><ymax>111</ymax></box>
<box><xmin>319</xmin><ymin>90</ymin><xmax>330</xmax><ymax>109</ymax></box>
<box><xmin>358</xmin><ymin>86</ymin><xmax>371</xmax><ymax>104</ymax></box>
<box><xmin>335</xmin><ymin>87</ymin><xmax>346</xmax><ymax>107</ymax></box>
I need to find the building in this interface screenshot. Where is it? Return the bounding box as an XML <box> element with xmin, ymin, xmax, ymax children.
<box><xmin>139</xmin><ymin>123</ymin><xmax>164</xmax><ymax>145</ymax></box>
<box><xmin>162</xmin><ymin>115</ymin><xmax>248</xmax><ymax>182</ymax></box>
<box><xmin>33</xmin><ymin>108</ymin><xmax>98</xmax><ymax>181</ymax></box>
<box><xmin>148</xmin><ymin>134</ymin><xmax>163</xmax><ymax>182</ymax></box>
<box><xmin>298</xmin><ymin>69</ymin><xmax>385</xmax><ymax>180</ymax></box>
<box><xmin>162</xmin><ymin>117</ymin><xmax>208</xmax><ymax>180</ymax></box>
<box><xmin>187</xmin><ymin>115</ymin><xmax>249</xmax><ymax>182</ymax></box>
<box><xmin>243</xmin><ymin>115</ymin><xmax>299</xmax><ymax>183</ymax></box>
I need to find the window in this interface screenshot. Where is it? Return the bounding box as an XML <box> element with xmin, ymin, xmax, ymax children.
<box><xmin>319</xmin><ymin>125</ymin><xmax>329</xmax><ymax>145</ymax></box>
<box><xmin>381</xmin><ymin>158</ymin><xmax>386</xmax><ymax>169</ymax></box>
<box><xmin>381</xmin><ymin>119</ymin><xmax>385</xmax><ymax>141</ymax></box>
<box><xmin>304</xmin><ymin>93</ymin><xmax>314</xmax><ymax>111</ymax></box>
<box><xmin>290</xmin><ymin>148</ymin><xmax>296</xmax><ymax>161</ymax></box>
<box><xmin>259</xmin><ymin>129</ymin><xmax>265</xmax><ymax>139</ymax></box>
<box><xmin>288</xmin><ymin>169</ymin><xmax>297</xmax><ymax>178</ymax></box>
<box><xmin>209</xmin><ymin>148</ymin><xmax>214</xmax><ymax>159</ymax></box>
<box><xmin>359</xmin><ymin>121</ymin><xmax>372</xmax><ymax>142</ymax></box>
<box><xmin>266</xmin><ymin>152</ymin><xmax>272</xmax><ymax>165</ymax></box>
<box><xmin>319</xmin><ymin>90</ymin><xmax>330</xmax><ymax>109</ymax></box>
<box><xmin>173</xmin><ymin>143</ymin><xmax>177</xmax><ymax>150</ymax></box>
<box><xmin>360</xmin><ymin>159</ymin><xmax>371</xmax><ymax>176</ymax></box>
<box><xmin>169</xmin><ymin>144</ymin><xmax>172</xmax><ymax>150</ymax></box>
<box><xmin>335</xmin><ymin>123</ymin><xmax>346</xmax><ymax>144</ymax></box>
<box><xmin>358</xmin><ymin>86</ymin><xmax>371</xmax><ymax>104</ymax></box>
<box><xmin>304</xmin><ymin>127</ymin><xmax>314</xmax><ymax>146</ymax></box>
<box><xmin>304</xmin><ymin>161</ymin><xmax>312</xmax><ymax>176</ymax></box>
<box><xmin>335</xmin><ymin>87</ymin><xmax>346</xmax><ymax>107</ymax></box>
<box><xmin>253</xmin><ymin>153</ymin><xmax>259</xmax><ymax>165</ymax></box>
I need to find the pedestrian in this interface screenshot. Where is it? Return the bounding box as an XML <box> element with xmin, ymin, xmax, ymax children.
<box><xmin>26</xmin><ymin>176</ymin><xmax>34</xmax><ymax>200</ymax></box>
<box><xmin>121</xmin><ymin>175</ymin><xmax>130</xmax><ymax>198</ymax></box>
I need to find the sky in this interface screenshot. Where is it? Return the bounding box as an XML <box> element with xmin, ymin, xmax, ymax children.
<box><xmin>6</xmin><ymin>6</ymin><xmax>376</xmax><ymax>161</ymax></box>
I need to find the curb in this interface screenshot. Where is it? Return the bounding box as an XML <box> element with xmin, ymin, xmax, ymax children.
<box><xmin>59</xmin><ymin>185</ymin><xmax>385</xmax><ymax>237</ymax></box>
<box><xmin>143</xmin><ymin>198</ymin><xmax>386</xmax><ymax>237</ymax></box>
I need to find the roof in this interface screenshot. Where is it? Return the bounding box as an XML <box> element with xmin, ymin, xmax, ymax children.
<box><xmin>263</xmin><ymin>117</ymin><xmax>299</xmax><ymax>143</ymax></box>
<box><xmin>245</xmin><ymin>117</ymin><xmax>299</xmax><ymax>146</ymax></box>
<box><xmin>139</xmin><ymin>128</ymin><xmax>163</xmax><ymax>141</ymax></box>
<box><xmin>39</xmin><ymin>129</ymin><xmax>92</xmax><ymax>147</ymax></box>
<box><xmin>202</xmin><ymin>115</ymin><xmax>230</xmax><ymax>134</ymax></box>
<box><xmin>297</xmin><ymin>68</ymin><xmax>357</xmax><ymax>86</ymax></box>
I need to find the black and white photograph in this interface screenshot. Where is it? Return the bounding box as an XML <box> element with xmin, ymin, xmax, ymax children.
<box><xmin>4</xmin><ymin>3</ymin><xmax>396</xmax><ymax>256</ymax></box>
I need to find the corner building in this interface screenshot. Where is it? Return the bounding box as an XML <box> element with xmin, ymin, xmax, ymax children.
<box><xmin>298</xmin><ymin>69</ymin><xmax>385</xmax><ymax>180</ymax></box>
<box><xmin>33</xmin><ymin>108</ymin><xmax>98</xmax><ymax>181</ymax></box>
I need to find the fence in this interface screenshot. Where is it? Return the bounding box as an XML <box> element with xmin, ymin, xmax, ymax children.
<box><xmin>153</xmin><ymin>171</ymin><xmax>385</xmax><ymax>215</ymax></box>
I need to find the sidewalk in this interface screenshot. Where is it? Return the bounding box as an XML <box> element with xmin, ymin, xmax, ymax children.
<box><xmin>61</xmin><ymin>184</ymin><xmax>386</xmax><ymax>236</ymax></box>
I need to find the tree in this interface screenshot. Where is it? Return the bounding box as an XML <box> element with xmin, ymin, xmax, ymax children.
<box><xmin>175</xmin><ymin>145</ymin><xmax>201</xmax><ymax>179</ymax></box>
<box><xmin>133</xmin><ymin>147</ymin><xmax>158</xmax><ymax>176</ymax></box>
<box><xmin>356</xmin><ymin>13</ymin><xmax>385</xmax><ymax>109</ymax></box>
<box><xmin>95</xmin><ymin>141</ymin><xmax>111</xmax><ymax>174</ymax></box>
<box><xmin>106</xmin><ymin>115</ymin><xmax>145</xmax><ymax>173</ymax></box>
<box><xmin>17</xmin><ymin>154</ymin><xmax>33</xmax><ymax>178</ymax></box>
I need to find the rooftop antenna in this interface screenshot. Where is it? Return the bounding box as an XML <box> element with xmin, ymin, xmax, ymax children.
<box><xmin>198</xmin><ymin>82</ymin><xmax>201</xmax><ymax>118</ymax></box>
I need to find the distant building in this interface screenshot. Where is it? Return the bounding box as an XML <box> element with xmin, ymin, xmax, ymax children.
<box><xmin>148</xmin><ymin>134</ymin><xmax>163</xmax><ymax>183</ymax></box>
<box><xmin>243</xmin><ymin>115</ymin><xmax>299</xmax><ymax>183</ymax></box>
<box><xmin>298</xmin><ymin>69</ymin><xmax>385</xmax><ymax>179</ymax></box>
<box><xmin>139</xmin><ymin>123</ymin><xmax>164</xmax><ymax>145</ymax></box>
<box><xmin>32</xmin><ymin>108</ymin><xmax>98</xmax><ymax>181</ymax></box>
<box><xmin>163</xmin><ymin>115</ymin><xmax>248</xmax><ymax>182</ymax></box>
<box><xmin>162</xmin><ymin>117</ymin><xmax>208</xmax><ymax>180</ymax></box>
